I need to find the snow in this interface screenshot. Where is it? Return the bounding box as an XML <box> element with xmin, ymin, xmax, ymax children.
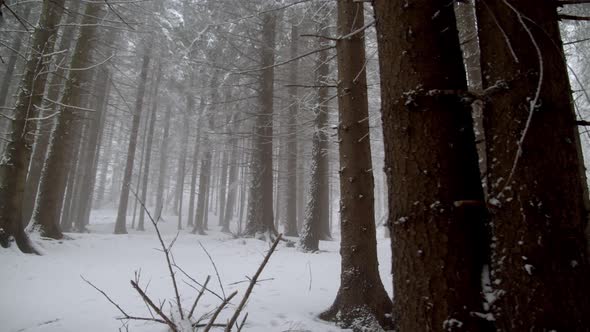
<box><xmin>1</xmin><ymin>209</ymin><xmax>393</xmax><ymax>332</ymax></box>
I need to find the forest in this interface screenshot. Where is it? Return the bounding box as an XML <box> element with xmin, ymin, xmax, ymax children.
<box><xmin>1</xmin><ymin>0</ymin><xmax>590</xmax><ymax>331</ymax></box>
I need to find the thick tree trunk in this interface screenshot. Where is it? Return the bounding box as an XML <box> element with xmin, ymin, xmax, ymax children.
<box><xmin>31</xmin><ymin>2</ymin><xmax>103</xmax><ymax>240</ymax></box>
<box><xmin>23</xmin><ymin>0</ymin><xmax>82</xmax><ymax>225</ymax></box>
<box><xmin>373</xmin><ymin>0</ymin><xmax>489</xmax><ymax>330</ymax></box>
<box><xmin>319</xmin><ymin>2</ymin><xmax>393</xmax><ymax>330</ymax></box>
<box><xmin>299</xmin><ymin>15</ymin><xmax>331</xmax><ymax>251</ymax></box>
<box><xmin>243</xmin><ymin>12</ymin><xmax>277</xmax><ymax>239</ymax></box>
<box><xmin>0</xmin><ymin>0</ymin><xmax>65</xmax><ymax>252</ymax></box>
<box><xmin>114</xmin><ymin>42</ymin><xmax>152</xmax><ymax>234</ymax></box>
<box><xmin>476</xmin><ymin>1</ymin><xmax>590</xmax><ymax>330</ymax></box>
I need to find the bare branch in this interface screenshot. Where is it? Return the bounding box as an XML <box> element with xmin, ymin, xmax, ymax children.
<box><xmin>225</xmin><ymin>234</ymin><xmax>283</xmax><ymax>331</ymax></box>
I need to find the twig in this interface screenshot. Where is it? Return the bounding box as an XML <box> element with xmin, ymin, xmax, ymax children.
<box><xmin>199</xmin><ymin>241</ymin><xmax>227</xmax><ymax>300</ymax></box>
<box><xmin>81</xmin><ymin>276</ymin><xmax>166</xmax><ymax>325</ymax></box>
<box><xmin>130</xmin><ymin>280</ymin><xmax>177</xmax><ymax>331</ymax></box>
<box><xmin>172</xmin><ymin>262</ymin><xmax>224</xmax><ymax>301</ymax></box>
<box><xmin>236</xmin><ymin>313</ymin><xmax>248</xmax><ymax>332</ymax></box>
<box><xmin>225</xmin><ymin>234</ymin><xmax>283</xmax><ymax>332</ymax></box>
<box><xmin>130</xmin><ymin>188</ymin><xmax>184</xmax><ymax>320</ymax></box>
<box><xmin>203</xmin><ymin>291</ymin><xmax>238</xmax><ymax>332</ymax></box>
<box><xmin>228</xmin><ymin>277</ymin><xmax>274</xmax><ymax>286</ymax></box>
<box><xmin>189</xmin><ymin>275</ymin><xmax>211</xmax><ymax>319</ymax></box>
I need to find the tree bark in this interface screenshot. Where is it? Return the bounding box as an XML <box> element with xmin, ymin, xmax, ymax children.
<box><xmin>31</xmin><ymin>2</ymin><xmax>104</xmax><ymax>239</ymax></box>
<box><xmin>23</xmin><ymin>0</ymin><xmax>82</xmax><ymax>225</ymax></box>
<box><xmin>284</xmin><ymin>22</ymin><xmax>300</xmax><ymax>237</ymax></box>
<box><xmin>476</xmin><ymin>0</ymin><xmax>590</xmax><ymax>330</ymax></box>
<box><xmin>114</xmin><ymin>41</ymin><xmax>152</xmax><ymax>234</ymax></box>
<box><xmin>243</xmin><ymin>12</ymin><xmax>278</xmax><ymax>239</ymax></box>
<box><xmin>319</xmin><ymin>1</ymin><xmax>393</xmax><ymax>330</ymax></box>
<box><xmin>299</xmin><ymin>13</ymin><xmax>332</xmax><ymax>251</ymax></box>
<box><xmin>155</xmin><ymin>104</ymin><xmax>172</xmax><ymax>220</ymax></box>
<box><xmin>0</xmin><ymin>0</ymin><xmax>65</xmax><ymax>252</ymax></box>
<box><xmin>373</xmin><ymin>0</ymin><xmax>489</xmax><ymax>330</ymax></box>
<box><xmin>137</xmin><ymin>61</ymin><xmax>162</xmax><ymax>231</ymax></box>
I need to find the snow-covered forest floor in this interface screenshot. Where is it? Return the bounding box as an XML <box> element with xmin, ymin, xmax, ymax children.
<box><xmin>1</xmin><ymin>209</ymin><xmax>392</xmax><ymax>332</ymax></box>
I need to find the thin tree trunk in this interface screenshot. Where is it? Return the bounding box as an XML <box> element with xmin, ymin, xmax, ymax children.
<box><xmin>114</xmin><ymin>42</ymin><xmax>152</xmax><ymax>234</ymax></box>
<box><xmin>155</xmin><ymin>104</ymin><xmax>172</xmax><ymax>220</ymax></box>
<box><xmin>137</xmin><ymin>61</ymin><xmax>162</xmax><ymax>231</ymax></box>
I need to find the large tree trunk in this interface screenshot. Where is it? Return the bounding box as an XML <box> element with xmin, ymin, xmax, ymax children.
<box><xmin>476</xmin><ymin>1</ymin><xmax>590</xmax><ymax>330</ymax></box>
<box><xmin>23</xmin><ymin>0</ymin><xmax>82</xmax><ymax>225</ymax></box>
<box><xmin>31</xmin><ymin>2</ymin><xmax>103</xmax><ymax>239</ymax></box>
<box><xmin>0</xmin><ymin>0</ymin><xmax>65</xmax><ymax>252</ymax></box>
<box><xmin>373</xmin><ymin>0</ymin><xmax>489</xmax><ymax>330</ymax></box>
<box><xmin>319</xmin><ymin>2</ymin><xmax>392</xmax><ymax>330</ymax></box>
<box><xmin>243</xmin><ymin>12</ymin><xmax>277</xmax><ymax>239</ymax></box>
<box><xmin>299</xmin><ymin>13</ymin><xmax>332</xmax><ymax>251</ymax></box>
<box><xmin>114</xmin><ymin>42</ymin><xmax>152</xmax><ymax>234</ymax></box>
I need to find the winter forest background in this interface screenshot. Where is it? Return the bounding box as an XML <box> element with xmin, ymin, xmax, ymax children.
<box><xmin>1</xmin><ymin>0</ymin><xmax>590</xmax><ymax>331</ymax></box>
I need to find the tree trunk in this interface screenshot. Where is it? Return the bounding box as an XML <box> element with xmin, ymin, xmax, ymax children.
<box><xmin>137</xmin><ymin>62</ymin><xmax>162</xmax><ymax>231</ymax></box>
<box><xmin>243</xmin><ymin>12</ymin><xmax>277</xmax><ymax>239</ymax></box>
<box><xmin>0</xmin><ymin>0</ymin><xmax>65</xmax><ymax>252</ymax></box>
<box><xmin>284</xmin><ymin>22</ymin><xmax>299</xmax><ymax>237</ymax></box>
<box><xmin>114</xmin><ymin>42</ymin><xmax>152</xmax><ymax>234</ymax></box>
<box><xmin>155</xmin><ymin>104</ymin><xmax>172</xmax><ymax>220</ymax></box>
<box><xmin>299</xmin><ymin>13</ymin><xmax>332</xmax><ymax>251</ymax></box>
<box><xmin>476</xmin><ymin>1</ymin><xmax>590</xmax><ymax>330</ymax></box>
<box><xmin>23</xmin><ymin>0</ymin><xmax>82</xmax><ymax>225</ymax></box>
<box><xmin>192</xmin><ymin>147</ymin><xmax>211</xmax><ymax>235</ymax></box>
<box><xmin>319</xmin><ymin>2</ymin><xmax>393</xmax><ymax>330</ymax></box>
<box><xmin>373</xmin><ymin>0</ymin><xmax>489</xmax><ymax>330</ymax></box>
<box><xmin>31</xmin><ymin>2</ymin><xmax>103</xmax><ymax>240</ymax></box>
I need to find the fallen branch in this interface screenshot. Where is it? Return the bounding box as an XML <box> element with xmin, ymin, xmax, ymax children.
<box><xmin>225</xmin><ymin>234</ymin><xmax>283</xmax><ymax>331</ymax></box>
<box><xmin>130</xmin><ymin>280</ymin><xmax>177</xmax><ymax>331</ymax></box>
<box><xmin>203</xmin><ymin>291</ymin><xmax>238</xmax><ymax>332</ymax></box>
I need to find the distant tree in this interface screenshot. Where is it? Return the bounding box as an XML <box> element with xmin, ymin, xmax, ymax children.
<box><xmin>319</xmin><ymin>1</ymin><xmax>392</xmax><ymax>330</ymax></box>
<box><xmin>475</xmin><ymin>0</ymin><xmax>590</xmax><ymax>329</ymax></box>
<box><xmin>114</xmin><ymin>41</ymin><xmax>152</xmax><ymax>234</ymax></box>
<box><xmin>373</xmin><ymin>0</ymin><xmax>489</xmax><ymax>330</ymax></box>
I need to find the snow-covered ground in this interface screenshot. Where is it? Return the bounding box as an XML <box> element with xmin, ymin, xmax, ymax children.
<box><xmin>1</xmin><ymin>209</ymin><xmax>392</xmax><ymax>332</ymax></box>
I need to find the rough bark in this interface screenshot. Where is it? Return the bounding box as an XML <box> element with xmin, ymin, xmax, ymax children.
<box><xmin>243</xmin><ymin>12</ymin><xmax>278</xmax><ymax>239</ymax></box>
<box><xmin>476</xmin><ymin>0</ymin><xmax>590</xmax><ymax>330</ymax></box>
<box><xmin>373</xmin><ymin>0</ymin><xmax>489</xmax><ymax>330</ymax></box>
<box><xmin>31</xmin><ymin>2</ymin><xmax>103</xmax><ymax>239</ymax></box>
<box><xmin>299</xmin><ymin>13</ymin><xmax>332</xmax><ymax>251</ymax></box>
<box><xmin>319</xmin><ymin>2</ymin><xmax>393</xmax><ymax>330</ymax></box>
<box><xmin>23</xmin><ymin>0</ymin><xmax>82</xmax><ymax>225</ymax></box>
<box><xmin>0</xmin><ymin>0</ymin><xmax>65</xmax><ymax>252</ymax></box>
<box><xmin>114</xmin><ymin>42</ymin><xmax>152</xmax><ymax>234</ymax></box>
